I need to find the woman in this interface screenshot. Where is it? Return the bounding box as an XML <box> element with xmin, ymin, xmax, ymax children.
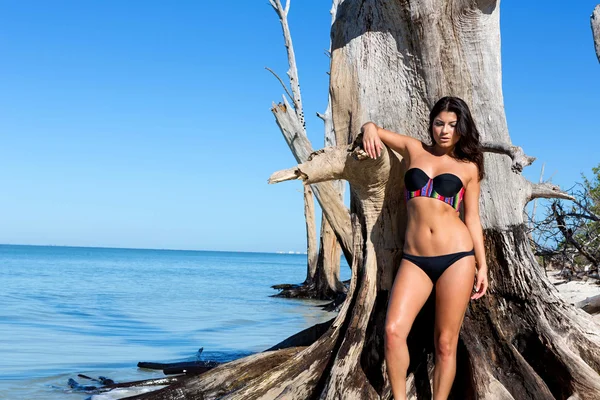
<box><xmin>361</xmin><ymin>96</ymin><xmax>488</xmax><ymax>400</ymax></box>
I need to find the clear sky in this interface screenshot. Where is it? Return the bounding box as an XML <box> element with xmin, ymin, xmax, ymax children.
<box><xmin>0</xmin><ymin>1</ymin><xmax>598</xmax><ymax>252</ymax></box>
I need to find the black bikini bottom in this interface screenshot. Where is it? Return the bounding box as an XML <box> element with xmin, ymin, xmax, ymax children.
<box><xmin>402</xmin><ymin>249</ymin><xmax>475</xmax><ymax>283</ymax></box>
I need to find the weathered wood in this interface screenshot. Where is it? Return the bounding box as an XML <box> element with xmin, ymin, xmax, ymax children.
<box><xmin>481</xmin><ymin>141</ymin><xmax>536</xmax><ymax>172</ymax></box>
<box><xmin>314</xmin><ymin>216</ymin><xmax>345</xmax><ymax>297</ymax></box>
<box><xmin>108</xmin><ymin>376</ymin><xmax>185</xmax><ymax>389</ymax></box>
<box><xmin>319</xmin><ymin>88</ymin><xmax>345</xmax><ymax>298</ymax></box>
<box><xmin>268</xmin><ymin>0</ymin><xmax>304</xmax><ymax>126</ymax></box>
<box><xmin>304</xmin><ymin>185</ymin><xmax>318</xmax><ymax>284</ymax></box>
<box><xmin>327</xmin><ymin>0</ymin><xmax>600</xmax><ymax>397</ymax></box>
<box><xmin>127</xmin><ymin>348</ymin><xmax>306</xmax><ymax>399</ymax></box>
<box><xmin>137</xmin><ymin>361</ymin><xmax>218</xmax><ymax>371</ymax></box>
<box><xmin>592</xmin><ymin>5</ymin><xmax>600</xmax><ymax>62</ymax></box>
<box><xmin>266</xmin><ymin>317</ymin><xmax>334</xmax><ymax>351</ymax></box>
<box><xmin>268</xmin><ymin>0</ymin><xmax>346</xmax><ymax>299</ymax></box>
<box><xmin>576</xmin><ymin>294</ymin><xmax>600</xmax><ymax>315</ymax></box>
<box><xmin>270</xmin><ymin>99</ymin><xmax>352</xmax><ymax>263</ymax></box>
<box><xmin>528</xmin><ymin>182</ymin><xmax>575</xmax><ymax>202</ymax></box>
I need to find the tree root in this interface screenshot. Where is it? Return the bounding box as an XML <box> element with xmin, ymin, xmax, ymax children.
<box><xmin>270</xmin><ymin>281</ymin><xmax>341</xmax><ymax>300</ymax></box>
<box><xmin>266</xmin><ymin>318</ymin><xmax>334</xmax><ymax>351</ymax></box>
<box><xmin>125</xmin><ymin>347</ymin><xmax>305</xmax><ymax>400</ymax></box>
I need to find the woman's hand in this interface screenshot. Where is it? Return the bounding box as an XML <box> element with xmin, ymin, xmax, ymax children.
<box><xmin>361</xmin><ymin>122</ymin><xmax>383</xmax><ymax>159</ymax></box>
<box><xmin>471</xmin><ymin>267</ymin><xmax>488</xmax><ymax>300</ymax></box>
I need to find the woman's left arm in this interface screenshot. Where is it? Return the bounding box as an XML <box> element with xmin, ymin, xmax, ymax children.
<box><xmin>463</xmin><ymin>165</ymin><xmax>488</xmax><ymax>300</ymax></box>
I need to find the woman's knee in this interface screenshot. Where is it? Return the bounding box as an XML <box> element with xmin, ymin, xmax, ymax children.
<box><xmin>385</xmin><ymin>320</ymin><xmax>409</xmax><ymax>348</ymax></box>
<box><xmin>435</xmin><ymin>331</ymin><xmax>458</xmax><ymax>362</ymax></box>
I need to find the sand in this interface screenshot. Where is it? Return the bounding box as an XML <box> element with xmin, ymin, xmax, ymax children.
<box><xmin>547</xmin><ymin>270</ymin><xmax>600</xmax><ymax>304</ymax></box>
<box><xmin>546</xmin><ymin>269</ymin><xmax>600</xmax><ymax>322</ymax></box>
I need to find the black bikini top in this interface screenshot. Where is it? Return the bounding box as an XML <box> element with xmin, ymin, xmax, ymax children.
<box><xmin>404</xmin><ymin>168</ymin><xmax>465</xmax><ymax>211</ymax></box>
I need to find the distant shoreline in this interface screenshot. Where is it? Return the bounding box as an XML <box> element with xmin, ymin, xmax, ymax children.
<box><xmin>0</xmin><ymin>243</ymin><xmax>308</xmax><ymax>255</ymax></box>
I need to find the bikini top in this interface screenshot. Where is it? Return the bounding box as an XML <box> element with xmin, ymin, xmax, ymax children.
<box><xmin>404</xmin><ymin>168</ymin><xmax>465</xmax><ymax>211</ymax></box>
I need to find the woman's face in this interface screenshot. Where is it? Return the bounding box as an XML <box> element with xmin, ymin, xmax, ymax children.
<box><xmin>431</xmin><ymin>111</ymin><xmax>460</xmax><ymax>149</ymax></box>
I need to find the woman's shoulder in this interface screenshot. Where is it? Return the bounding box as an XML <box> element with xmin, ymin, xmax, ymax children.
<box><xmin>461</xmin><ymin>160</ymin><xmax>479</xmax><ymax>185</ymax></box>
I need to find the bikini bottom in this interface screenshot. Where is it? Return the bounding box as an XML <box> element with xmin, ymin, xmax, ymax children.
<box><xmin>402</xmin><ymin>249</ymin><xmax>475</xmax><ymax>284</ymax></box>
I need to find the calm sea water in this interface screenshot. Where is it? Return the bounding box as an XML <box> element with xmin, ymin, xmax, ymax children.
<box><xmin>0</xmin><ymin>245</ymin><xmax>349</xmax><ymax>399</ymax></box>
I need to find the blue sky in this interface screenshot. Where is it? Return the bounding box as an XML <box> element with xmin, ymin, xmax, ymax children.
<box><xmin>0</xmin><ymin>1</ymin><xmax>598</xmax><ymax>252</ymax></box>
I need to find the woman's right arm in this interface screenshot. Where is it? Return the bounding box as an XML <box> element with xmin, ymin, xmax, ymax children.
<box><xmin>361</xmin><ymin>122</ymin><xmax>418</xmax><ymax>160</ymax></box>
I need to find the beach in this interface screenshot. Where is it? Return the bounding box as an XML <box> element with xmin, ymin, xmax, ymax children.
<box><xmin>548</xmin><ymin>268</ymin><xmax>600</xmax><ymax>322</ymax></box>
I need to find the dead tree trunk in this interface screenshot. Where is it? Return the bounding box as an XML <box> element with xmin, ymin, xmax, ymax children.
<box><xmin>131</xmin><ymin>1</ymin><xmax>600</xmax><ymax>399</ymax></box>
<box><xmin>313</xmin><ymin>95</ymin><xmax>346</xmax><ymax>299</ymax></box>
<box><xmin>592</xmin><ymin>5</ymin><xmax>600</xmax><ymax>62</ymax></box>
<box><xmin>323</xmin><ymin>1</ymin><xmax>600</xmax><ymax>398</ymax></box>
<box><xmin>267</xmin><ymin>0</ymin><xmax>345</xmax><ymax>300</ymax></box>
<box><xmin>304</xmin><ymin>185</ymin><xmax>319</xmax><ymax>283</ymax></box>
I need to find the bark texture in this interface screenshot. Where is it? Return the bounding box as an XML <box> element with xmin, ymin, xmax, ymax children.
<box><xmin>304</xmin><ymin>185</ymin><xmax>319</xmax><ymax>282</ymax></box>
<box><xmin>592</xmin><ymin>5</ymin><xmax>600</xmax><ymax>62</ymax></box>
<box><xmin>130</xmin><ymin>1</ymin><xmax>600</xmax><ymax>399</ymax></box>
<box><xmin>318</xmin><ymin>90</ymin><xmax>345</xmax><ymax>298</ymax></box>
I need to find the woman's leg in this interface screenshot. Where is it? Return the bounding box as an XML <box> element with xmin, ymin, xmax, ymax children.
<box><xmin>385</xmin><ymin>259</ymin><xmax>434</xmax><ymax>400</ymax></box>
<box><xmin>432</xmin><ymin>255</ymin><xmax>476</xmax><ymax>400</ymax></box>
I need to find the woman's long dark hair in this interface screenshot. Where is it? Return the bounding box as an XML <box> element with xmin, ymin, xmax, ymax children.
<box><xmin>428</xmin><ymin>96</ymin><xmax>485</xmax><ymax>181</ymax></box>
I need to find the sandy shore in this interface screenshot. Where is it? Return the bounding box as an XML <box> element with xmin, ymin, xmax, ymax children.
<box><xmin>547</xmin><ymin>269</ymin><xmax>600</xmax><ymax>304</ymax></box>
<box><xmin>546</xmin><ymin>268</ymin><xmax>600</xmax><ymax>322</ymax></box>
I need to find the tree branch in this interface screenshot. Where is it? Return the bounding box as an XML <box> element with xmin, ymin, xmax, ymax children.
<box><xmin>481</xmin><ymin>141</ymin><xmax>536</xmax><ymax>172</ymax></box>
<box><xmin>553</xmin><ymin>202</ymin><xmax>600</xmax><ymax>266</ymax></box>
<box><xmin>563</xmin><ymin>213</ymin><xmax>600</xmax><ymax>222</ymax></box>
<box><xmin>270</xmin><ymin>90</ymin><xmax>353</xmax><ymax>268</ymax></box>
<box><xmin>268</xmin><ymin>167</ymin><xmax>304</xmax><ymax>184</ymax></box>
<box><xmin>265</xmin><ymin>67</ymin><xmax>293</xmax><ymax>104</ymax></box>
<box><xmin>592</xmin><ymin>5</ymin><xmax>600</xmax><ymax>63</ymax></box>
<box><xmin>528</xmin><ymin>182</ymin><xmax>575</xmax><ymax>202</ymax></box>
<box><xmin>572</xmin><ymin>198</ymin><xmax>600</xmax><ymax>222</ymax></box>
<box><xmin>530</xmin><ymin>163</ymin><xmax>545</xmax><ymax>228</ymax></box>
<box><xmin>269</xmin><ymin>146</ymin><xmax>350</xmax><ymax>186</ymax></box>
<box><xmin>269</xmin><ymin>146</ymin><xmax>357</xmax><ymax>266</ymax></box>
<box><xmin>270</xmin><ymin>0</ymin><xmax>304</xmax><ymax>127</ymax></box>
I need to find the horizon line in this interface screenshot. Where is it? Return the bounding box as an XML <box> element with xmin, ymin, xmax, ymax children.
<box><xmin>0</xmin><ymin>243</ymin><xmax>308</xmax><ymax>255</ymax></box>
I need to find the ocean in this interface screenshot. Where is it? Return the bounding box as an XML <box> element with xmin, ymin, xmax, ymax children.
<box><xmin>0</xmin><ymin>244</ymin><xmax>349</xmax><ymax>399</ymax></box>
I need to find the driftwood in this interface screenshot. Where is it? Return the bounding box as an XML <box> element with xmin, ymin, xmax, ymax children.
<box><xmin>577</xmin><ymin>294</ymin><xmax>600</xmax><ymax>315</ymax></box>
<box><xmin>138</xmin><ymin>360</ymin><xmax>219</xmax><ymax>376</ymax></box>
<box><xmin>86</xmin><ymin>320</ymin><xmax>335</xmax><ymax>398</ymax></box>
<box><xmin>66</xmin><ymin>374</ymin><xmax>186</xmax><ymax>397</ymax></box>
